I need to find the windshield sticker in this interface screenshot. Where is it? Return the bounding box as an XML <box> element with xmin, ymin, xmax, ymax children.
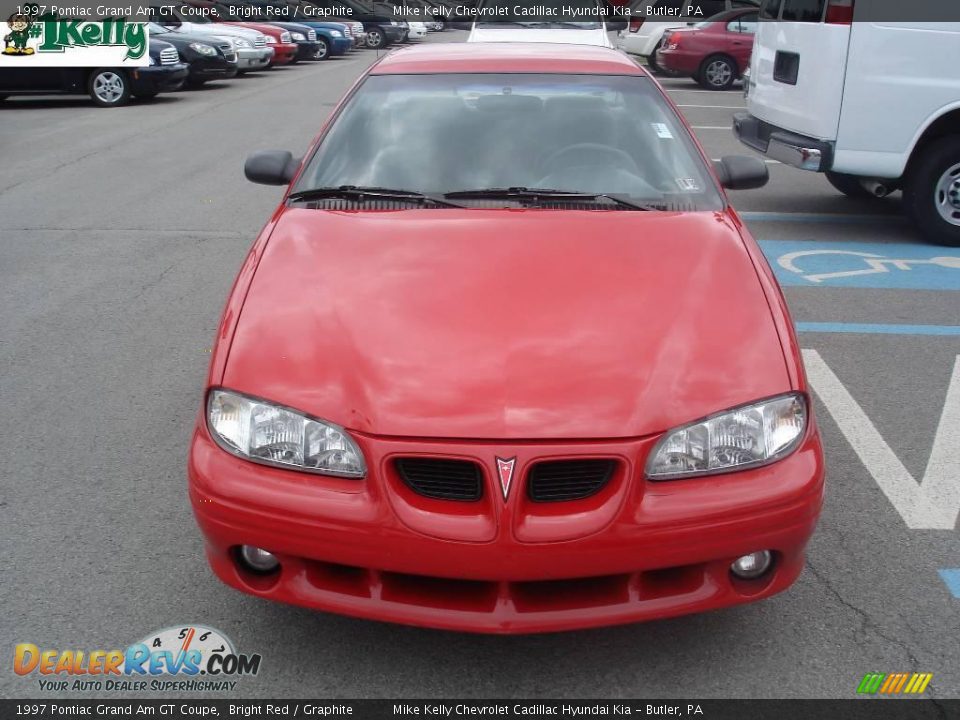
<box><xmin>676</xmin><ymin>178</ymin><xmax>701</xmax><ymax>192</ymax></box>
<box><xmin>652</xmin><ymin>123</ymin><xmax>674</xmax><ymax>139</ymax></box>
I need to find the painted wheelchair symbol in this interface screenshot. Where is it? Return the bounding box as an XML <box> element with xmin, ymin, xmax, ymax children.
<box><xmin>777</xmin><ymin>250</ymin><xmax>960</xmax><ymax>283</ymax></box>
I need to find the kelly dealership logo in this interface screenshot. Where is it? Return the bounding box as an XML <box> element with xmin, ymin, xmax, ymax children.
<box><xmin>13</xmin><ymin>625</ymin><xmax>261</xmax><ymax>692</ymax></box>
<box><xmin>1</xmin><ymin>4</ymin><xmax>147</xmax><ymax>66</ymax></box>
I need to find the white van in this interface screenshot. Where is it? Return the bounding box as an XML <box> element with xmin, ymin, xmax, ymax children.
<box><xmin>467</xmin><ymin>0</ymin><xmax>626</xmax><ymax>47</ymax></box>
<box><xmin>734</xmin><ymin>0</ymin><xmax>960</xmax><ymax>246</ymax></box>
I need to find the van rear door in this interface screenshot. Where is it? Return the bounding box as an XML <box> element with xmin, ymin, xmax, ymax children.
<box><xmin>747</xmin><ymin>0</ymin><xmax>852</xmax><ymax>141</ymax></box>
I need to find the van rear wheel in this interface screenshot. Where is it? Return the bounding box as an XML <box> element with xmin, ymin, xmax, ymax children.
<box><xmin>904</xmin><ymin>136</ymin><xmax>960</xmax><ymax>247</ymax></box>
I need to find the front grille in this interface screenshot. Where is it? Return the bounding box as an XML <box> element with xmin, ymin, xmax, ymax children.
<box><xmin>159</xmin><ymin>47</ymin><xmax>179</xmax><ymax>65</ymax></box>
<box><xmin>255</xmin><ymin>36</ymin><xmax>267</xmax><ymax>47</ymax></box>
<box><xmin>527</xmin><ymin>460</ymin><xmax>616</xmax><ymax>502</ymax></box>
<box><xmin>396</xmin><ymin>458</ymin><xmax>483</xmax><ymax>502</ymax></box>
<box><xmin>307</xmin><ymin>29</ymin><xmax>316</xmax><ymax>41</ymax></box>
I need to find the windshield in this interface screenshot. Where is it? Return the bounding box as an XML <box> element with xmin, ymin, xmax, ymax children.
<box><xmin>148</xmin><ymin>22</ymin><xmax>171</xmax><ymax>33</ymax></box>
<box><xmin>294</xmin><ymin>73</ymin><xmax>723</xmax><ymax>210</ymax></box>
<box><xmin>475</xmin><ymin>0</ymin><xmax>603</xmax><ymax>28</ymax></box>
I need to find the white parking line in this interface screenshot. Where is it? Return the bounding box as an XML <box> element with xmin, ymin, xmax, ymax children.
<box><xmin>677</xmin><ymin>104</ymin><xmax>746</xmax><ymax>109</ymax></box>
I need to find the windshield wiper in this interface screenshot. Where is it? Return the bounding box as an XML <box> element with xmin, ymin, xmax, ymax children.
<box><xmin>287</xmin><ymin>185</ymin><xmax>465</xmax><ymax>208</ymax></box>
<box><xmin>443</xmin><ymin>187</ymin><xmax>654</xmax><ymax>210</ymax></box>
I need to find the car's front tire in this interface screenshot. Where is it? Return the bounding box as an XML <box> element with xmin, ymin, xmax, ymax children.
<box><xmin>366</xmin><ymin>28</ymin><xmax>387</xmax><ymax>49</ymax></box>
<box><xmin>904</xmin><ymin>135</ymin><xmax>960</xmax><ymax>247</ymax></box>
<box><xmin>312</xmin><ymin>38</ymin><xmax>329</xmax><ymax>60</ymax></box>
<box><xmin>698</xmin><ymin>55</ymin><xmax>736</xmax><ymax>90</ymax></box>
<box><xmin>87</xmin><ymin>69</ymin><xmax>130</xmax><ymax>107</ymax></box>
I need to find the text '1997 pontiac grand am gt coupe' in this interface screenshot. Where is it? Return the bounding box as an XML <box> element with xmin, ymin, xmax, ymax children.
<box><xmin>188</xmin><ymin>42</ymin><xmax>825</xmax><ymax>634</ymax></box>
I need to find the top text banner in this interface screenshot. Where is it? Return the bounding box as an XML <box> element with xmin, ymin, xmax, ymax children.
<box><xmin>4</xmin><ymin>1</ymin><xmax>960</xmax><ymax>26</ymax></box>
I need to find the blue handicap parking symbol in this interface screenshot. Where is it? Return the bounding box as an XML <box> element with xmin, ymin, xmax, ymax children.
<box><xmin>758</xmin><ymin>241</ymin><xmax>960</xmax><ymax>290</ymax></box>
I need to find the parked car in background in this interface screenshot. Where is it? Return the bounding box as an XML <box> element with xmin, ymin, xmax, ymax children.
<box><xmin>292</xmin><ymin>0</ymin><xmax>407</xmax><ymax>48</ymax></box>
<box><xmin>467</xmin><ymin>0</ymin><xmax>626</xmax><ymax>47</ymax></box>
<box><xmin>147</xmin><ymin>22</ymin><xmax>239</xmax><ymax>86</ymax></box>
<box><xmin>405</xmin><ymin>21</ymin><xmax>429</xmax><ymax>40</ymax></box>
<box><xmin>148</xmin><ymin>8</ymin><xmax>275</xmax><ymax>72</ymax></box>
<box><xmin>179</xmin><ymin>0</ymin><xmax>299</xmax><ymax>65</ymax></box>
<box><xmin>293</xmin><ymin>20</ymin><xmax>355</xmax><ymax>57</ymax></box>
<box><xmin>618</xmin><ymin>0</ymin><xmax>758</xmax><ymax>74</ymax></box>
<box><xmin>0</xmin><ymin>38</ymin><xmax>188</xmax><ymax>107</ymax></box>
<box><xmin>735</xmin><ymin>0</ymin><xmax>960</xmax><ymax>246</ymax></box>
<box><xmin>655</xmin><ymin>8</ymin><xmax>757</xmax><ymax>90</ymax></box>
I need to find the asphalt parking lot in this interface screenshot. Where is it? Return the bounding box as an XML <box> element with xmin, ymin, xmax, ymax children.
<box><xmin>1</xmin><ymin>31</ymin><xmax>958</xmax><ymax>701</ymax></box>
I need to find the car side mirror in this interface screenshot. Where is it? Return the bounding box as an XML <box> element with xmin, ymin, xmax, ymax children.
<box><xmin>713</xmin><ymin>155</ymin><xmax>769</xmax><ymax>190</ymax></box>
<box><xmin>244</xmin><ymin>150</ymin><xmax>301</xmax><ymax>186</ymax></box>
<box><xmin>606</xmin><ymin>20</ymin><xmax>627</xmax><ymax>31</ymax></box>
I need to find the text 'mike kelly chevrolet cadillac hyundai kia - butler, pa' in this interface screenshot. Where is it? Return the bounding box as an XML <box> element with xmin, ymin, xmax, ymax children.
<box><xmin>188</xmin><ymin>42</ymin><xmax>825</xmax><ymax>634</ymax></box>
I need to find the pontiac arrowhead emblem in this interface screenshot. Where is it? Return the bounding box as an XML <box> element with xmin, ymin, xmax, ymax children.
<box><xmin>496</xmin><ymin>457</ymin><xmax>516</xmax><ymax>501</ymax></box>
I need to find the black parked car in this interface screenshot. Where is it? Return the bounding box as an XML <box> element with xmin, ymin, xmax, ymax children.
<box><xmin>148</xmin><ymin>23</ymin><xmax>238</xmax><ymax>86</ymax></box>
<box><xmin>0</xmin><ymin>38</ymin><xmax>188</xmax><ymax>107</ymax></box>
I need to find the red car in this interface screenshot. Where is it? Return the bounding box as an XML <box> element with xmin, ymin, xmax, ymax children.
<box><xmin>656</xmin><ymin>8</ymin><xmax>758</xmax><ymax>90</ymax></box>
<box><xmin>189</xmin><ymin>42</ymin><xmax>824</xmax><ymax>634</ymax></box>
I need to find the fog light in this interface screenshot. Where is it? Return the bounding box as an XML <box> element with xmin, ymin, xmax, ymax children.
<box><xmin>730</xmin><ymin>551</ymin><xmax>772</xmax><ymax>580</ymax></box>
<box><xmin>239</xmin><ymin>545</ymin><xmax>279</xmax><ymax>574</ymax></box>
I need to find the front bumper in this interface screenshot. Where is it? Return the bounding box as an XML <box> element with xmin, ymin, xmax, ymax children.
<box><xmin>187</xmin><ymin>55</ymin><xmax>239</xmax><ymax>81</ymax></box>
<box><xmin>733</xmin><ymin>111</ymin><xmax>833</xmax><ymax>172</ymax></box>
<box><xmin>189</xmin><ymin>421</ymin><xmax>824</xmax><ymax>633</ymax></box>
<box><xmin>330</xmin><ymin>36</ymin><xmax>353</xmax><ymax>55</ymax></box>
<box><xmin>269</xmin><ymin>42</ymin><xmax>298</xmax><ymax>65</ymax></box>
<box><xmin>236</xmin><ymin>46</ymin><xmax>273</xmax><ymax>70</ymax></box>
<box><xmin>295</xmin><ymin>40</ymin><xmax>322</xmax><ymax>60</ymax></box>
<box><xmin>129</xmin><ymin>63</ymin><xmax>188</xmax><ymax>94</ymax></box>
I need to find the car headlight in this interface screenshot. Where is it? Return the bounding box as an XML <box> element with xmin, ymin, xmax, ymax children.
<box><xmin>330</xmin><ymin>30</ymin><xmax>342</xmax><ymax>37</ymax></box>
<box><xmin>280</xmin><ymin>31</ymin><xmax>292</xmax><ymax>42</ymax></box>
<box><xmin>189</xmin><ymin>42</ymin><xmax>217</xmax><ymax>56</ymax></box>
<box><xmin>264</xmin><ymin>35</ymin><xmax>276</xmax><ymax>43</ymax></box>
<box><xmin>233</xmin><ymin>37</ymin><xmax>251</xmax><ymax>48</ymax></box>
<box><xmin>291</xmin><ymin>32</ymin><xmax>305</xmax><ymax>41</ymax></box>
<box><xmin>645</xmin><ymin>394</ymin><xmax>807</xmax><ymax>480</ymax></box>
<box><xmin>149</xmin><ymin>54</ymin><xmax>157</xmax><ymax>65</ymax></box>
<box><xmin>207</xmin><ymin>389</ymin><xmax>367</xmax><ymax>478</ymax></box>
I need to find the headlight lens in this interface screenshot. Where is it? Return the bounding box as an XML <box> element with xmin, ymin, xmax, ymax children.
<box><xmin>207</xmin><ymin>389</ymin><xmax>367</xmax><ymax>478</ymax></box>
<box><xmin>291</xmin><ymin>32</ymin><xmax>305</xmax><ymax>41</ymax></box>
<box><xmin>189</xmin><ymin>42</ymin><xmax>217</xmax><ymax>56</ymax></box>
<box><xmin>645</xmin><ymin>394</ymin><xmax>807</xmax><ymax>480</ymax></box>
<box><xmin>233</xmin><ymin>37</ymin><xmax>251</xmax><ymax>48</ymax></box>
<box><xmin>265</xmin><ymin>35</ymin><xmax>276</xmax><ymax>43</ymax></box>
<box><xmin>330</xmin><ymin>30</ymin><xmax>342</xmax><ymax>37</ymax></box>
<box><xmin>280</xmin><ymin>31</ymin><xmax>292</xmax><ymax>42</ymax></box>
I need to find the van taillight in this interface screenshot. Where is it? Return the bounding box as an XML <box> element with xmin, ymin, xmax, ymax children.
<box><xmin>629</xmin><ymin>17</ymin><xmax>644</xmax><ymax>32</ymax></box>
<box><xmin>825</xmin><ymin>0</ymin><xmax>854</xmax><ymax>24</ymax></box>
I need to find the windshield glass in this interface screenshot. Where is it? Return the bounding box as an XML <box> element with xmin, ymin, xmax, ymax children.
<box><xmin>294</xmin><ymin>73</ymin><xmax>723</xmax><ymax>210</ymax></box>
<box><xmin>475</xmin><ymin>0</ymin><xmax>603</xmax><ymax>28</ymax></box>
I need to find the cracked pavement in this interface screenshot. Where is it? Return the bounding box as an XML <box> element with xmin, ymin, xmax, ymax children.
<box><xmin>1</xmin><ymin>33</ymin><xmax>958</xmax><ymax>700</ymax></box>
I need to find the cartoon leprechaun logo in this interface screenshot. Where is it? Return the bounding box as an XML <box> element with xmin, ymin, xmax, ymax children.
<box><xmin>4</xmin><ymin>13</ymin><xmax>36</xmax><ymax>55</ymax></box>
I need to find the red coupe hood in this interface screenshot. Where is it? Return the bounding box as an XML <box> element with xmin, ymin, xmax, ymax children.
<box><xmin>224</xmin><ymin>209</ymin><xmax>789</xmax><ymax>439</ymax></box>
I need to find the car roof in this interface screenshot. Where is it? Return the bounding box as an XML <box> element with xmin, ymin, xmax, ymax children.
<box><xmin>370</xmin><ymin>42</ymin><xmax>648</xmax><ymax>76</ymax></box>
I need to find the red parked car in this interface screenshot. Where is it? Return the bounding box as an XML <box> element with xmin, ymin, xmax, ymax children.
<box><xmin>189</xmin><ymin>42</ymin><xmax>824</xmax><ymax>634</ymax></box>
<box><xmin>656</xmin><ymin>8</ymin><xmax>758</xmax><ymax>90</ymax></box>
